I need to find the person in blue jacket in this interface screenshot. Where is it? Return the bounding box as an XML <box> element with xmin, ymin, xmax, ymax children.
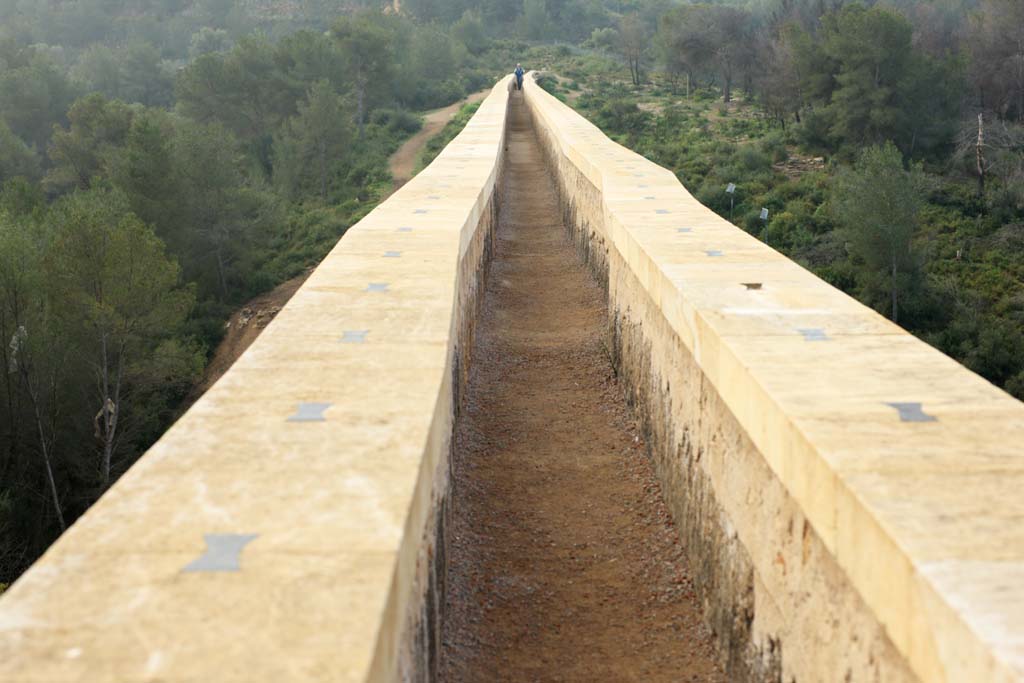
<box><xmin>515</xmin><ymin>64</ymin><xmax>524</xmax><ymax>91</ymax></box>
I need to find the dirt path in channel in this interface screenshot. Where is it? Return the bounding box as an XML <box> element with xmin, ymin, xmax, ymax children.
<box><xmin>440</xmin><ymin>92</ymin><xmax>726</xmax><ymax>682</ymax></box>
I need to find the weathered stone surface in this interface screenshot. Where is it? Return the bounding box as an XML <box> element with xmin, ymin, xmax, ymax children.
<box><xmin>0</xmin><ymin>78</ymin><xmax>515</xmax><ymax>683</ymax></box>
<box><xmin>523</xmin><ymin>74</ymin><xmax>1024</xmax><ymax>683</ymax></box>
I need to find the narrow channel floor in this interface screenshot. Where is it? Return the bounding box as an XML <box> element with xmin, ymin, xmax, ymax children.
<box><xmin>439</xmin><ymin>94</ymin><xmax>727</xmax><ymax>682</ymax></box>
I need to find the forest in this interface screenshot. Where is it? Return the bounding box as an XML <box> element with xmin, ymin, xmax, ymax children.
<box><xmin>0</xmin><ymin>0</ymin><xmax>1022</xmax><ymax>587</ymax></box>
<box><xmin>538</xmin><ymin>0</ymin><xmax>1024</xmax><ymax>398</ymax></box>
<box><xmin>0</xmin><ymin>0</ymin><xmax>516</xmax><ymax>585</ymax></box>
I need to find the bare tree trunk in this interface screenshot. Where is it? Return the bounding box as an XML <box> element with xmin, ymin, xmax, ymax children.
<box><xmin>215</xmin><ymin>247</ymin><xmax>228</xmax><ymax>301</ymax></box>
<box><xmin>891</xmin><ymin>249</ymin><xmax>899</xmax><ymax>324</ymax></box>
<box><xmin>0</xmin><ymin>312</ymin><xmax>20</xmax><ymax>483</ymax></box>
<box><xmin>100</xmin><ymin>334</ymin><xmax>111</xmax><ymax>486</ymax></box>
<box><xmin>357</xmin><ymin>80</ymin><xmax>366</xmax><ymax>138</ymax></box>
<box><xmin>31</xmin><ymin>398</ymin><xmax>64</xmax><ymax>532</ymax></box>
<box><xmin>19</xmin><ymin>366</ymin><xmax>64</xmax><ymax>531</ymax></box>
<box><xmin>319</xmin><ymin>139</ymin><xmax>327</xmax><ymax>201</ymax></box>
<box><xmin>976</xmin><ymin>112</ymin><xmax>986</xmax><ymax>198</ymax></box>
<box><xmin>1017</xmin><ymin>51</ymin><xmax>1024</xmax><ymax>121</ymax></box>
<box><xmin>628</xmin><ymin>55</ymin><xmax>640</xmax><ymax>86</ymax></box>
<box><xmin>101</xmin><ymin>349</ymin><xmax>123</xmax><ymax>492</ymax></box>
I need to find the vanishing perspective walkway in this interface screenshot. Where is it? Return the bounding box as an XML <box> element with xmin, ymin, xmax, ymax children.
<box><xmin>4</xmin><ymin>72</ymin><xmax>1023</xmax><ymax>683</ymax></box>
<box><xmin>439</xmin><ymin>94</ymin><xmax>725</xmax><ymax>682</ymax></box>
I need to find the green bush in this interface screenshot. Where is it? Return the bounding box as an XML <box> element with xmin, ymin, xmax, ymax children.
<box><xmin>760</xmin><ymin>132</ymin><xmax>789</xmax><ymax>164</ymax></box>
<box><xmin>736</xmin><ymin>145</ymin><xmax>771</xmax><ymax>173</ymax></box>
<box><xmin>370</xmin><ymin>109</ymin><xmax>423</xmax><ymax>135</ymax></box>
<box><xmin>595</xmin><ymin>99</ymin><xmax>650</xmax><ymax>135</ymax></box>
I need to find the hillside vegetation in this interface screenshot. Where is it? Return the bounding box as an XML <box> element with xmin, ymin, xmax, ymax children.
<box><xmin>1</xmin><ymin>0</ymin><xmax>1023</xmax><ymax>587</ymax></box>
<box><xmin>529</xmin><ymin>0</ymin><xmax>1024</xmax><ymax>403</ymax></box>
<box><xmin>0</xmin><ymin>0</ymin><xmax>540</xmax><ymax>584</ymax></box>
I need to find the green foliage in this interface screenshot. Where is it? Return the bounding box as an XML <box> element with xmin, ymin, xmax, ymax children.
<box><xmin>781</xmin><ymin>5</ymin><xmax>962</xmax><ymax>159</ymax></box>
<box><xmin>189</xmin><ymin>26</ymin><xmax>231</xmax><ymax>58</ymax></box>
<box><xmin>0</xmin><ymin>187</ymin><xmax>200</xmax><ymax>577</ymax></box>
<box><xmin>0</xmin><ymin>178</ymin><xmax>45</xmax><ymax>216</ymax></box>
<box><xmin>0</xmin><ymin>120</ymin><xmax>40</xmax><ymax>183</ymax></box>
<box><xmin>452</xmin><ymin>10</ymin><xmax>489</xmax><ymax>55</ymax></box>
<box><xmin>521</xmin><ymin>0</ymin><xmax>553</xmax><ymax>41</ymax></box>
<box><xmin>331</xmin><ymin>13</ymin><xmax>395</xmax><ymax>132</ymax></box>
<box><xmin>0</xmin><ymin>0</ymin><xmax>634</xmax><ymax>587</ymax></box>
<box><xmin>371</xmin><ymin>109</ymin><xmax>423</xmax><ymax>135</ymax></box>
<box><xmin>562</xmin><ymin>20</ymin><xmax>1024</xmax><ymax>401</ymax></box>
<box><xmin>0</xmin><ymin>46</ymin><xmax>78</xmax><ymax>151</ymax></box>
<box><xmin>176</xmin><ymin>34</ymin><xmax>301</xmax><ymax>157</ymax></box>
<box><xmin>45</xmin><ymin>94</ymin><xmax>135</xmax><ymax>193</ymax></box>
<box><xmin>0</xmin><ymin>0</ymin><xmax>1015</xmax><ymax>594</ymax></box>
<box><xmin>832</xmin><ymin>142</ymin><xmax>927</xmax><ymax>323</ymax></box>
<box><xmin>274</xmin><ymin>81</ymin><xmax>353</xmax><ymax>201</ymax></box>
<box><xmin>822</xmin><ymin>7</ymin><xmax>911</xmax><ymax>150</ymax></box>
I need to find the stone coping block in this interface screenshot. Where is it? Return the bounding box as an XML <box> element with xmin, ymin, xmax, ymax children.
<box><xmin>0</xmin><ymin>78</ymin><xmax>515</xmax><ymax>682</ymax></box>
<box><xmin>523</xmin><ymin>74</ymin><xmax>1024</xmax><ymax>683</ymax></box>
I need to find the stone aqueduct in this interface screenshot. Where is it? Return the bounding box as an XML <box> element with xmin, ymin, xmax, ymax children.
<box><xmin>0</xmin><ymin>74</ymin><xmax>1021</xmax><ymax>682</ymax></box>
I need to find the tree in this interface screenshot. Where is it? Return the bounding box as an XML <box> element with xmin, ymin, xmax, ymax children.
<box><xmin>453</xmin><ymin>9</ymin><xmax>488</xmax><ymax>55</ymax></box>
<box><xmin>332</xmin><ymin>14</ymin><xmax>395</xmax><ymax>137</ymax></box>
<box><xmin>760</xmin><ymin>25</ymin><xmax>805</xmax><ymax>128</ymax></box>
<box><xmin>0</xmin><ymin>48</ymin><xmax>78</xmax><ymax>152</ymax></box>
<box><xmin>189</xmin><ymin>27</ymin><xmax>231</xmax><ymax>58</ymax></box>
<box><xmin>708</xmin><ymin>6</ymin><xmax>756</xmax><ymax>103</ymax></box>
<box><xmin>522</xmin><ymin>0</ymin><xmax>552</xmax><ymax>42</ymax></box>
<box><xmin>45</xmin><ymin>94</ymin><xmax>134</xmax><ymax>194</ymax></box>
<box><xmin>901</xmin><ymin>51</ymin><xmax>962</xmax><ymax>159</ymax></box>
<box><xmin>832</xmin><ymin>142</ymin><xmax>926</xmax><ymax>324</ymax></box>
<box><xmin>107</xmin><ymin>109</ymin><xmax>180</xmax><ymax>232</ymax></box>
<box><xmin>619</xmin><ymin>14</ymin><xmax>647</xmax><ymax>86</ymax></box>
<box><xmin>274</xmin><ymin>82</ymin><xmax>352</xmax><ymax>201</ymax></box>
<box><xmin>479</xmin><ymin>0</ymin><xmax>521</xmax><ymax>25</ymax></box>
<box><xmin>170</xmin><ymin>121</ymin><xmax>278</xmax><ymax>301</ymax></box>
<box><xmin>586</xmin><ymin>27</ymin><xmax>618</xmax><ymax>53</ymax></box>
<box><xmin>71</xmin><ymin>44</ymin><xmax>124</xmax><ymax>101</ymax></box>
<box><xmin>0</xmin><ymin>212</ymin><xmax>68</xmax><ymax>533</ymax></box>
<box><xmin>46</xmin><ymin>188</ymin><xmax>197</xmax><ymax>487</ymax></box>
<box><xmin>969</xmin><ymin>0</ymin><xmax>1024</xmax><ymax>121</ymax></box>
<box><xmin>0</xmin><ymin>120</ymin><xmax>40</xmax><ymax>184</ymax></box>
<box><xmin>822</xmin><ymin>5</ymin><xmax>915</xmax><ymax>147</ymax></box>
<box><xmin>277</xmin><ymin>30</ymin><xmax>345</xmax><ymax>94</ymax></box>
<box><xmin>656</xmin><ymin>8</ymin><xmax>697</xmax><ymax>96</ymax></box>
<box><xmin>120</xmin><ymin>42</ymin><xmax>174</xmax><ymax>108</ymax></box>
<box><xmin>654</xmin><ymin>5</ymin><xmax>723</xmax><ymax>96</ymax></box>
<box><xmin>176</xmin><ymin>35</ymin><xmax>302</xmax><ymax>169</ymax></box>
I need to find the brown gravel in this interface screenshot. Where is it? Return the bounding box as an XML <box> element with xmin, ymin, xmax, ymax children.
<box><xmin>439</xmin><ymin>93</ymin><xmax>727</xmax><ymax>682</ymax></box>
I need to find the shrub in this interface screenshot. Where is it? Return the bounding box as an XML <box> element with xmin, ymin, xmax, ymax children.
<box><xmin>736</xmin><ymin>145</ymin><xmax>771</xmax><ymax>173</ymax></box>
<box><xmin>760</xmin><ymin>132</ymin><xmax>788</xmax><ymax>163</ymax></box>
<box><xmin>370</xmin><ymin>109</ymin><xmax>422</xmax><ymax>135</ymax></box>
<box><xmin>536</xmin><ymin>73</ymin><xmax>560</xmax><ymax>94</ymax></box>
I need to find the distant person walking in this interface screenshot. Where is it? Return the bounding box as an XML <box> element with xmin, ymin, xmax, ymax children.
<box><xmin>515</xmin><ymin>64</ymin><xmax>524</xmax><ymax>91</ymax></box>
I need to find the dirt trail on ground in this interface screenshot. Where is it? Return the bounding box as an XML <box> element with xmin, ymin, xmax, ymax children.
<box><xmin>440</xmin><ymin>94</ymin><xmax>725</xmax><ymax>682</ymax></box>
<box><xmin>388</xmin><ymin>90</ymin><xmax>489</xmax><ymax>189</ymax></box>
